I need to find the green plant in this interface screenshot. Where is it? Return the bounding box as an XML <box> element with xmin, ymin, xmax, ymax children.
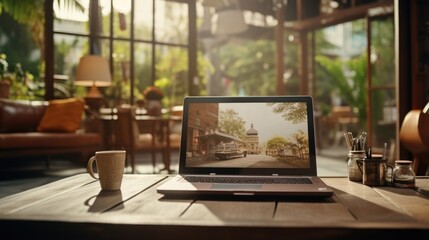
<box><xmin>315</xmin><ymin>54</ymin><xmax>367</xmax><ymax>128</ymax></box>
<box><xmin>0</xmin><ymin>53</ymin><xmax>8</xmax><ymax>79</ymax></box>
<box><xmin>0</xmin><ymin>53</ymin><xmax>40</xmax><ymax>99</ymax></box>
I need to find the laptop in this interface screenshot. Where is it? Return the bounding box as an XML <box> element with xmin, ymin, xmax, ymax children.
<box><xmin>157</xmin><ymin>96</ymin><xmax>333</xmax><ymax>197</ymax></box>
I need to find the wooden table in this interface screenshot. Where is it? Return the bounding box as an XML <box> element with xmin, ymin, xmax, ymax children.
<box><xmin>0</xmin><ymin>174</ymin><xmax>428</xmax><ymax>239</ymax></box>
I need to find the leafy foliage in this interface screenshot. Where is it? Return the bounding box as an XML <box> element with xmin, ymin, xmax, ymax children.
<box><xmin>218</xmin><ymin>109</ymin><xmax>246</xmax><ymax>139</ymax></box>
<box><xmin>266</xmin><ymin>136</ymin><xmax>288</xmax><ymax>149</ymax></box>
<box><xmin>315</xmin><ymin>54</ymin><xmax>367</xmax><ymax>125</ymax></box>
<box><xmin>269</xmin><ymin>102</ymin><xmax>307</xmax><ymax>124</ymax></box>
<box><xmin>0</xmin><ymin>53</ymin><xmax>42</xmax><ymax>99</ymax></box>
<box><xmin>218</xmin><ymin>39</ymin><xmax>276</xmax><ymax>96</ymax></box>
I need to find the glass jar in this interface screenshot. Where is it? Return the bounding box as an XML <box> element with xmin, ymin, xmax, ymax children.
<box><xmin>347</xmin><ymin>150</ymin><xmax>365</xmax><ymax>182</ymax></box>
<box><xmin>392</xmin><ymin>160</ymin><xmax>416</xmax><ymax>188</ymax></box>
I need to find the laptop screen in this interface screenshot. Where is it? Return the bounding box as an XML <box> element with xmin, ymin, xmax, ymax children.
<box><xmin>178</xmin><ymin>96</ymin><xmax>317</xmax><ymax>176</ymax></box>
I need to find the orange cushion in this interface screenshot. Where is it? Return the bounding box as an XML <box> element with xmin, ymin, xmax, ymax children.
<box><xmin>37</xmin><ymin>98</ymin><xmax>85</xmax><ymax>133</ymax></box>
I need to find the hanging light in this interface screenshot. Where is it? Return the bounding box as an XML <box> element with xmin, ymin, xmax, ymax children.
<box><xmin>211</xmin><ymin>0</ymin><xmax>248</xmax><ymax>36</ymax></box>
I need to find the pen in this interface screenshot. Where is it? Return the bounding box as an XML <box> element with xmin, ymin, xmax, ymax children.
<box><xmin>344</xmin><ymin>133</ymin><xmax>352</xmax><ymax>150</ymax></box>
<box><xmin>382</xmin><ymin>142</ymin><xmax>387</xmax><ymax>160</ymax></box>
<box><xmin>366</xmin><ymin>147</ymin><xmax>371</xmax><ymax>159</ymax></box>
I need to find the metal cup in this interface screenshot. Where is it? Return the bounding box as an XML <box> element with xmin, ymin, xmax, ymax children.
<box><xmin>361</xmin><ymin>156</ymin><xmax>389</xmax><ymax>186</ymax></box>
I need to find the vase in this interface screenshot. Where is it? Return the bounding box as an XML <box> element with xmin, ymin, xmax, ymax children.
<box><xmin>146</xmin><ymin>100</ymin><xmax>162</xmax><ymax>116</ymax></box>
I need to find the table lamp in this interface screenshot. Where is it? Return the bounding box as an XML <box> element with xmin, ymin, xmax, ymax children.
<box><xmin>75</xmin><ymin>55</ymin><xmax>112</xmax><ymax>110</ymax></box>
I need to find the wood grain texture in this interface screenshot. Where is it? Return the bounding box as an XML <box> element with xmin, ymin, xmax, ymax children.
<box><xmin>0</xmin><ymin>174</ymin><xmax>97</xmax><ymax>214</ymax></box>
<box><xmin>0</xmin><ymin>174</ymin><xmax>165</xmax><ymax>217</ymax></box>
<box><xmin>181</xmin><ymin>199</ymin><xmax>275</xmax><ymax>222</ymax></box>
<box><xmin>322</xmin><ymin>177</ymin><xmax>416</xmax><ymax>221</ymax></box>
<box><xmin>0</xmin><ymin>174</ymin><xmax>428</xmax><ymax>239</ymax></box>
<box><xmin>105</xmin><ymin>178</ymin><xmax>193</xmax><ymax>218</ymax></box>
<box><xmin>275</xmin><ymin>195</ymin><xmax>355</xmax><ymax>222</ymax></box>
<box><xmin>373</xmin><ymin>178</ymin><xmax>429</xmax><ymax>222</ymax></box>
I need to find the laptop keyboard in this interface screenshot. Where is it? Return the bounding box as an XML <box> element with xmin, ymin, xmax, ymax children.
<box><xmin>184</xmin><ymin>176</ymin><xmax>312</xmax><ymax>184</ymax></box>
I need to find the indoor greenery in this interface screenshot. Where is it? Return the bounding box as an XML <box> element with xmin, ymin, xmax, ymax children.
<box><xmin>0</xmin><ymin>53</ymin><xmax>42</xmax><ymax>99</ymax></box>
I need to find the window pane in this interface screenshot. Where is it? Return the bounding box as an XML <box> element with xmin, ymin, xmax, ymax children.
<box><xmin>54</xmin><ymin>0</ymin><xmax>89</xmax><ymax>35</ymax></box>
<box><xmin>134</xmin><ymin>43</ymin><xmax>153</xmax><ymax>96</ymax></box>
<box><xmin>370</xmin><ymin>16</ymin><xmax>395</xmax><ymax>86</ymax></box>
<box><xmin>134</xmin><ymin>0</ymin><xmax>153</xmax><ymax>40</ymax></box>
<box><xmin>369</xmin><ymin>15</ymin><xmax>396</xmax><ymax>153</ymax></box>
<box><xmin>113</xmin><ymin>0</ymin><xmax>131</xmax><ymax>38</ymax></box>
<box><xmin>104</xmin><ymin>40</ymin><xmax>131</xmax><ymax>106</ymax></box>
<box><xmin>155</xmin><ymin>45</ymin><xmax>188</xmax><ymax>107</ymax></box>
<box><xmin>314</xmin><ymin>20</ymin><xmax>367</xmax><ymax>157</ymax></box>
<box><xmin>54</xmin><ymin>34</ymin><xmax>89</xmax><ymax>98</ymax></box>
<box><xmin>370</xmin><ymin>89</ymin><xmax>396</xmax><ymax>149</ymax></box>
<box><xmin>283</xmin><ymin>30</ymin><xmax>300</xmax><ymax>95</ymax></box>
<box><xmin>217</xmin><ymin>40</ymin><xmax>276</xmax><ymax>96</ymax></box>
<box><xmin>155</xmin><ymin>0</ymin><xmax>188</xmax><ymax>44</ymax></box>
<box><xmin>100</xmin><ymin>0</ymin><xmax>112</xmax><ymax>37</ymax></box>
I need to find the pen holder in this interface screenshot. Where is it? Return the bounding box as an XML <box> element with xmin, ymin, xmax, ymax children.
<box><xmin>361</xmin><ymin>156</ymin><xmax>389</xmax><ymax>186</ymax></box>
<box><xmin>347</xmin><ymin>150</ymin><xmax>365</xmax><ymax>182</ymax></box>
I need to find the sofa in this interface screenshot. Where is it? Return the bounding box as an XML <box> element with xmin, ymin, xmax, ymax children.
<box><xmin>0</xmin><ymin>98</ymin><xmax>103</xmax><ymax>165</ymax></box>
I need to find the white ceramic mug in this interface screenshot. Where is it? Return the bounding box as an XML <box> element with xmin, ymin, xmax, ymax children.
<box><xmin>87</xmin><ymin>150</ymin><xmax>126</xmax><ymax>190</ymax></box>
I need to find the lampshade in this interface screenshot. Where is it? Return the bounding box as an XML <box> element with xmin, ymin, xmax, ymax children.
<box><xmin>212</xmin><ymin>8</ymin><xmax>248</xmax><ymax>36</ymax></box>
<box><xmin>75</xmin><ymin>55</ymin><xmax>111</xmax><ymax>98</ymax></box>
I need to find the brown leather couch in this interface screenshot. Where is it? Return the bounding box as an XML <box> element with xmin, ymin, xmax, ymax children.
<box><xmin>0</xmin><ymin>98</ymin><xmax>103</xmax><ymax>163</ymax></box>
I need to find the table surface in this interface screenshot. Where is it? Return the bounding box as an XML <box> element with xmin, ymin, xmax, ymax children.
<box><xmin>1</xmin><ymin>174</ymin><xmax>428</xmax><ymax>239</ymax></box>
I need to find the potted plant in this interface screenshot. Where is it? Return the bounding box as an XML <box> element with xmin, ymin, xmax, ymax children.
<box><xmin>143</xmin><ymin>86</ymin><xmax>164</xmax><ymax>115</ymax></box>
<box><xmin>0</xmin><ymin>54</ymin><xmax>10</xmax><ymax>98</ymax></box>
<box><xmin>0</xmin><ymin>53</ymin><xmax>38</xmax><ymax>99</ymax></box>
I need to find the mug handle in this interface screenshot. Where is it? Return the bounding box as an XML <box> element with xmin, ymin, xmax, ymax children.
<box><xmin>87</xmin><ymin>156</ymin><xmax>98</xmax><ymax>179</ymax></box>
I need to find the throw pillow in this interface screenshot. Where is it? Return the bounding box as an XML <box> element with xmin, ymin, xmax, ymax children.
<box><xmin>37</xmin><ymin>98</ymin><xmax>85</xmax><ymax>133</ymax></box>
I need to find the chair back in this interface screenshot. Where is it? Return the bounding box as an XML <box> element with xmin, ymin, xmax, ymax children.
<box><xmin>114</xmin><ymin>107</ymin><xmax>139</xmax><ymax>149</ymax></box>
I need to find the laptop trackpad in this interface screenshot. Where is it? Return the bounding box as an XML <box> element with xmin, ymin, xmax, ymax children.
<box><xmin>211</xmin><ymin>184</ymin><xmax>262</xmax><ymax>190</ymax></box>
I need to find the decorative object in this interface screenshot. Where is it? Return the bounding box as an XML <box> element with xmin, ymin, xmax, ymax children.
<box><xmin>75</xmin><ymin>55</ymin><xmax>112</xmax><ymax>111</ymax></box>
<box><xmin>143</xmin><ymin>86</ymin><xmax>164</xmax><ymax>100</ymax></box>
<box><xmin>146</xmin><ymin>100</ymin><xmax>162</xmax><ymax>116</ymax></box>
<box><xmin>37</xmin><ymin>98</ymin><xmax>85</xmax><ymax>133</ymax></box>
<box><xmin>143</xmin><ymin>86</ymin><xmax>164</xmax><ymax>116</ymax></box>
<box><xmin>212</xmin><ymin>0</ymin><xmax>247</xmax><ymax>36</ymax></box>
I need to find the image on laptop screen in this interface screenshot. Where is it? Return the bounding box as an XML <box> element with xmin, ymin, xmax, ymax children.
<box><xmin>181</xmin><ymin>97</ymin><xmax>314</xmax><ymax>171</ymax></box>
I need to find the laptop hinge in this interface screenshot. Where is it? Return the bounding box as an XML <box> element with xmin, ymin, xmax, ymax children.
<box><xmin>209</xmin><ymin>173</ymin><xmax>216</xmax><ymax>175</ymax></box>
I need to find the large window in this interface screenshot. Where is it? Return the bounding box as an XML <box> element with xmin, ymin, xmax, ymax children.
<box><xmin>311</xmin><ymin>15</ymin><xmax>396</xmax><ymax>159</ymax></box>
<box><xmin>368</xmin><ymin>15</ymin><xmax>396</xmax><ymax>151</ymax></box>
<box><xmin>52</xmin><ymin>0</ymin><xmax>191</xmax><ymax>107</ymax></box>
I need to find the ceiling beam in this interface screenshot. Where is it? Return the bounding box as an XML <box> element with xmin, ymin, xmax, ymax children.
<box><xmin>286</xmin><ymin>0</ymin><xmax>394</xmax><ymax>31</ymax></box>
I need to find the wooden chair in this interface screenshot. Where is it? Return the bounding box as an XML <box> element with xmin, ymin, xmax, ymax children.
<box><xmin>331</xmin><ymin>106</ymin><xmax>359</xmax><ymax>146</ymax></box>
<box><xmin>168</xmin><ymin>105</ymin><xmax>183</xmax><ymax>151</ymax></box>
<box><xmin>114</xmin><ymin>106</ymin><xmax>167</xmax><ymax>174</ymax></box>
<box><xmin>399</xmin><ymin>109</ymin><xmax>429</xmax><ymax>175</ymax></box>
